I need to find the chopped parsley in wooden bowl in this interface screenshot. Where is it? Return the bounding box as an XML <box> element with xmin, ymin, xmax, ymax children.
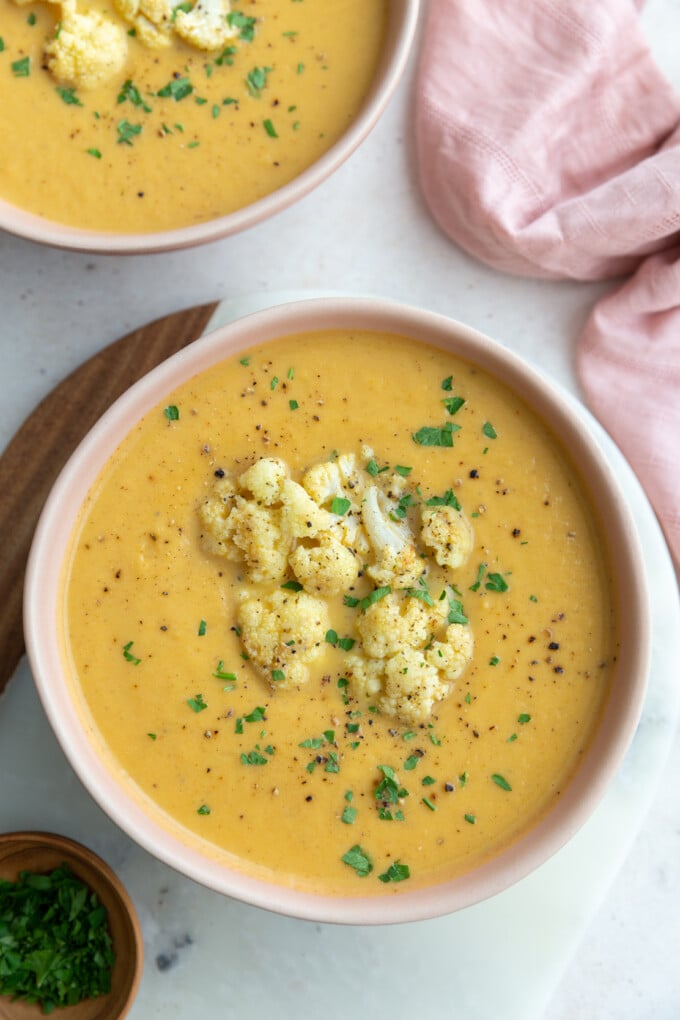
<box><xmin>0</xmin><ymin>832</ymin><xmax>142</xmax><ymax>1018</ymax></box>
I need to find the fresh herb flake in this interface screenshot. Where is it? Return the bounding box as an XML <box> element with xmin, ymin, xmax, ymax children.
<box><xmin>491</xmin><ymin>773</ymin><xmax>512</xmax><ymax>791</ymax></box>
<box><xmin>12</xmin><ymin>56</ymin><xmax>30</xmax><ymax>77</ymax></box>
<box><xmin>122</xmin><ymin>640</ymin><xmax>141</xmax><ymax>665</ymax></box>
<box><xmin>341</xmin><ymin>845</ymin><xmax>373</xmax><ymax>877</ymax></box>
<box><xmin>412</xmin><ymin>422</ymin><xmax>460</xmax><ymax>447</ymax></box>
<box><xmin>378</xmin><ymin>861</ymin><xmax>410</xmax><ymax>883</ymax></box>
<box><xmin>359</xmin><ymin>586</ymin><xmax>391</xmax><ymax>610</ymax></box>
<box><xmin>442</xmin><ymin>396</ymin><xmax>466</xmax><ymax>415</ymax></box>
<box><xmin>485</xmin><ymin>572</ymin><xmax>509</xmax><ymax>592</ymax></box>
<box><xmin>187</xmin><ymin>693</ymin><xmax>207</xmax><ymax>713</ymax></box>
<box><xmin>330</xmin><ymin>496</ymin><xmax>351</xmax><ymax>516</ymax></box>
<box><xmin>482</xmin><ymin>421</ymin><xmax>498</xmax><ymax>439</ymax></box>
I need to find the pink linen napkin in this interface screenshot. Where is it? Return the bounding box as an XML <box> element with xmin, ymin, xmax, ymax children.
<box><xmin>416</xmin><ymin>0</ymin><xmax>680</xmax><ymax>567</ymax></box>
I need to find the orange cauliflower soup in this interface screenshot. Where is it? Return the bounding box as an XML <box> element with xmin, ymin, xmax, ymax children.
<box><xmin>61</xmin><ymin>329</ymin><xmax>617</xmax><ymax>895</ymax></box>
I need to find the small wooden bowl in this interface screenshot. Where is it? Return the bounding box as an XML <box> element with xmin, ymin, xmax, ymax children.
<box><xmin>0</xmin><ymin>832</ymin><xmax>143</xmax><ymax>1020</ymax></box>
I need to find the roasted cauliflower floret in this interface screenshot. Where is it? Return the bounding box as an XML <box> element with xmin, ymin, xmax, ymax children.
<box><xmin>347</xmin><ymin>591</ymin><xmax>473</xmax><ymax>724</ymax></box>
<box><xmin>421</xmin><ymin>505</ymin><xmax>474</xmax><ymax>570</ymax></box>
<box><xmin>425</xmin><ymin>623</ymin><xmax>475</xmax><ymax>682</ymax></box>
<box><xmin>343</xmin><ymin>655</ymin><xmax>383</xmax><ymax>700</ymax></box>
<box><xmin>44</xmin><ymin>1</ymin><xmax>128</xmax><ymax>88</ymax></box>
<box><xmin>198</xmin><ymin>476</ymin><xmax>239</xmax><ymax>558</ymax></box>
<box><xmin>362</xmin><ymin>486</ymin><xmax>423</xmax><ymax>587</ymax></box>
<box><xmin>238</xmin><ymin>590</ymin><xmax>329</xmax><ymax>690</ymax></box>
<box><xmin>238</xmin><ymin>457</ymin><xmax>288</xmax><ymax>506</ymax></box>
<box><xmin>380</xmin><ymin>649</ymin><xmax>450</xmax><ymax>724</ymax></box>
<box><xmin>357</xmin><ymin>593</ymin><xmax>446</xmax><ymax>659</ymax></box>
<box><xmin>173</xmin><ymin>0</ymin><xmax>236</xmax><ymax>50</ymax></box>
<box><xmin>113</xmin><ymin>0</ymin><xmax>176</xmax><ymax>47</ymax></box>
<box><xmin>279</xmin><ymin>479</ymin><xmax>332</xmax><ymax>539</ymax></box>
<box><xmin>302</xmin><ymin>454</ymin><xmax>364</xmax><ymax>506</ymax></box>
<box><xmin>226</xmin><ymin>498</ymin><xmax>290</xmax><ymax>583</ymax></box>
<box><xmin>289</xmin><ymin>534</ymin><xmax>360</xmax><ymax>596</ymax></box>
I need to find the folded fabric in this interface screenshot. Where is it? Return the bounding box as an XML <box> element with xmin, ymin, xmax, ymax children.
<box><xmin>416</xmin><ymin>0</ymin><xmax>680</xmax><ymax>568</ymax></box>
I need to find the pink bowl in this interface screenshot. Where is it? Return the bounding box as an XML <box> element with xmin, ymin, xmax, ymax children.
<box><xmin>24</xmin><ymin>297</ymin><xmax>651</xmax><ymax>923</ymax></box>
<box><xmin>0</xmin><ymin>3</ymin><xmax>418</xmax><ymax>254</ymax></box>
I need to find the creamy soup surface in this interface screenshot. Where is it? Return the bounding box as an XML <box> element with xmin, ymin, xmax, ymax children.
<box><xmin>0</xmin><ymin>0</ymin><xmax>386</xmax><ymax>231</ymax></box>
<box><xmin>62</xmin><ymin>330</ymin><xmax>617</xmax><ymax>895</ymax></box>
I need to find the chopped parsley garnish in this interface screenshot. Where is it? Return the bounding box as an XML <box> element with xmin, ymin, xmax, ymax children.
<box><xmin>491</xmin><ymin>773</ymin><xmax>512</xmax><ymax>791</ymax></box>
<box><xmin>412</xmin><ymin>422</ymin><xmax>460</xmax><ymax>447</ymax></box>
<box><xmin>270</xmin><ymin>376</ymin><xmax>279</xmax><ymax>390</ymax></box>
<box><xmin>447</xmin><ymin>595</ymin><xmax>469</xmax><ymax>625</ymax></box>
<box><xmin>341</xmin><ymin>805</ymin><xmax>357</xmax><ymax>824</ymax></box>
<box><xmin>86</xmin><ymin>148</ymin><xmax>102</xmax><ymax>159</ymax></box>
<box><xmin>422</xmin><ymin>797</ymin><xmax>436</xmax><ymax>811</ymax></box>
<box><xmin>0</xmin><ymin>39</ymin><xmax>4</xmax><ymax>52</ymax></box>
<box><xmin>441</xmin><ymin>375</ymin><xmax>453</xmax><ymax>391</ymax></box>
<box><xmin>489</xmin><ymin>655</ymin><xmax>500</xmax><ymax>666</ymax></box>
<box><xmin>227</xmin><ymin>10</ymin><xmax>257</xmax><ymax>40</ymax></box>
<box><xmin>281</xmin><ymin>579</ymin><xmax>303</xmax><ymax>591</ymax></box>
<box><xmin>325</xmin><ymin>751</ymin><xmax>340</xmax><ymax>774</ymax></box>
<box><xmin>117</xmin><ymin>79</ymin><xmax>151</xmax><ymax>112</ymax></box>
<box><xmin>375</xmin><ymin>764</ymin><xmax>408</xmax><ymax>804</ymax></box>
<box><xmin>482</xmin><ymin>421</ymin><xmax>498</xmax><ymax>439</ymax></box>
<box><xmin>271</xmin><ymin>669</ymin><xmax>286</xmax><ymax>682</ymax></box>
<box><xmin>394</xmin><ymin>464</ymin><xmax>412</xmax><ymax>477</ymax></box>
<box><xmin>12</xmin><ymin>56</ymin><xmax>30</xmax><ymax>77</ymax></box>
<box><xmin>341</xmin><ymin>845</ymin><xmax>373</xmax><ymax>877</ymax></box>
<box><xmin>403</xmin><ymin>755</ymin><xmax>419</xmax><ymax>771</ymax></box>
<box><xmin>187</xmin><ymin>693</ymin><xmax>207</xmax><ymax>713</ymax></box>
<box><xmin>365</xmin><ymin>457</ymin><xmax>389</xmax><ymax>476</ymax></box>
<box><xmin>57</xmin><ymin>86</ymin><xmax>83</xmax><ymax>106</ymax></box>
<box><xmin>27</xmin><ymin>11</ymin><xmax>36</xmax><ymax>23</ymax></box>
<box><xmin>263</xmin><ymin>118</ymin><xmax>278</xmax><ymax>138</ymax></box>
<box><xmin>157</xmin><ymin>77</ymin><xmax>193</xmax><ymax>101</ymax></box>
<box><xmin>0</xmin><ymin>864</ymin><xmax>115</xmax><ymax>1012</ymax></box>
<box><xmin>459</xmin><ymin>771</ymin><xmax>468</xmax><ymax>787</ymax></box>
<box><xmin>378</xmin><ymin>861</ymin><xmax>410</xmax><ymax>883</ymax></box>
<box><xmin>389</xmin><ymin>493</ymin><xmax>415</xmax><ymax>521</ymax></box>
<box><xmin>239</xmin><ymin>356</ymin><xmax>250</xmax><ymax>366</ymax></box>
<box><xmin>518</xmin><ymin>713</ymin><xmax>532</xmax><ymax>724</ymax></box>
<box><xmin>246</xmin><ymin>65</ymin><xmax>272</xmax><ymax>97</ymax></box>
<box><xmin>359</xmin><ymin>586</ymin><xmax>391</xmax><ymax>610</ymax></box>
<box><xmin>343</xmin><ymin>594</ymin><xmax>360</xmax><ymax>608</ymax></box>
<box><xmin>147</xmin><ymin>733</ymin><xmax>157</xmax><ymax>741</ymax></box>
<box><xmin>163</xmin><ymin>404</ymin><xmax>179</xmax><ymax>420</ymax></box>
<box><xmin>330</xmin><ymin>496</ymin><xmax>351</xmax><ymax>516</ymax></box>
<box><xmin>122</xmin><ymin>641</ymin><xmax>141</xmax><ymax>665</ymax></box>
<box><xmin>404</xmin><ymin>577</ymin><xmax>434</xmax><ymax>606</ymax></box>
<box><xmin>215</xmin><ymin>45</ymin><xmax>237</xmax><ymax>66</ymax></box>
<box><xmin>529</xmin><ymin>594</ymin><xmax>538</xmax><ymax>602</ymax></box>
<box><xmin>421</xmin><ymin>775</ymin><xmax>436</xmax><ymax>786</ymax></box>
<box><xmin>244</xmin><ymin>706</ymin><xmax>266</xmax><ymax>723</ymax></box>
<box><xmin>442</xmin><ymin>396</ymin><xmax>465</xmax><ymax>415</ymax></box>
<box><xmin>198</xmin><ymin>619</ymin><xmax>207</xmax><ymax>636</ymax></box>
<box><xmin>425</xmin><ymin>488</ymin><xmax>461</xmax><ymax>510</ymax></box>
<box><xmin>464</xmin><ymin>813</ymin><xmax>476</xmax><ymax>824</ymax></box>
<box><xmin>116</xmin><ymin>120</ymin><xmax>142</xmax><ymax>145</ymax></box>
<box><xmin>171</xmin><ymin>1</ymin><xmax>192</xmax><ymax>18</ymax></box>
<box><xmin>469</xmin><ymin>562</ymin><xmax>487</xmax><ymax>592</ymax></box>
<box><xmin>299</xmin><ymin>736</ymin><xmax>324</xmax><ymax>749</ymax></box>
<box><xmin>197</xmin><ymin>804</ymin><xmax>211</xmax><ymax>815</ymax></box>
<box><xmin>240</xmin><ymin>749</ymin><xmax>268</xmax><ymax>765</ymax></box>
<box><xmin>507</xmin><ymin>733</ymin><xmax>518</xmax><ymax>743</ymax></box>
<box><xmin>485</xmin><ymin>572</ymin><xmax>509</xmax><ymax>592</ymax></box>
<box><xmin>289</xmin><ymin>399</ymin><xmax>299</xmax><ymax>410</ymax></box>
<box><xmin>297</xmin><ymin>62</ymin><xmax>305</xmax><ymax>74</ymax></box>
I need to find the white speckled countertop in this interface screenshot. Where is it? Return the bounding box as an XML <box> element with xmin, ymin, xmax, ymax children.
<box><xmin>1</xmin><ymin>2</ymin><xmax>679</xmax><ymax>1017</ymax></box>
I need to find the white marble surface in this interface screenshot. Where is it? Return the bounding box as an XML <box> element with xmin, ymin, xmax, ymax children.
<box><xmin>1</xmin><ymin>1</ymin><xmax>680</xmax><ymax>1016</ymax></box>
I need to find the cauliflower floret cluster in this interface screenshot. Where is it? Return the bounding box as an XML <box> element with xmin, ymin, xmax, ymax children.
<box><xmin>345</xmin><ymin>593</ymin><xmax>474</xmax><ymax>724</ymax></box>
<box><xmin>114</xmin><ymin>0</ymin><xmax>236</xmax><ymax>50</ymax></box>
<box><xmin>13</xmin><ymin>0</ymin><xmax>240</xmax><ymax>90</ymax></box>
<box><xmin>199</xmin><ymin>452</ymin><xmax>475</xmax><ymax>715</ymax></box>
<box><xmin>198</xmin><ymin>458</ymin><xmax>340</xmax><ymax>585</ymax></box>
<box><xmin>43</xmin><ymin>0</ymin><xmax>128</xmax><ymax>88</ymax></box>
<box><xmin>238</xmin><ymin>589</ymin><xmax>329</xmax><ymax>689</ymax></box>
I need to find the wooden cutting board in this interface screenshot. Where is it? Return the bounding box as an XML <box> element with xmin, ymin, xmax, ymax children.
<box><xmin>0</xmin><ymin>302</ymin><xmax>218</xmax><ymax>696</ymax></box>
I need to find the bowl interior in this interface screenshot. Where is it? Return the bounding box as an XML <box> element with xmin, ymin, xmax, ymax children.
<box><xmin>24</xmin><ymin>297</ymin><xmax>651</xmax><ymax>923</ymax></box>
<box><xmin>0</xmin><ymin>832</ymin><xmax>143</xmax><ymax>1020</ymax></box>
<box><xmin>0</xmin><ymin>2</ymin><xmax>419</xmax><ymax>254</ymax></box>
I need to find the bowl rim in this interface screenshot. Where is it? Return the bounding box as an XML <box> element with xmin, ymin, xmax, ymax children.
<box><xmin>24</xmin><ymin>296</ymin><xmax>652</xmax><ymax>924</ymax></box>
<box><xmin>0</xmin><ymin>1</ymin><xmax>420</xmax><ymax>255</ymax></box>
